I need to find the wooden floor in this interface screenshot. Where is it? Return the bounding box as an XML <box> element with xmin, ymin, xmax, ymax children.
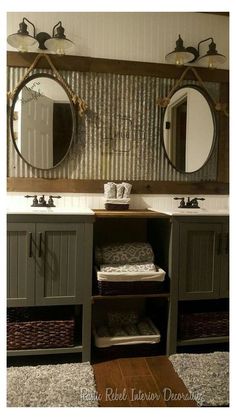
<box><xmin>93</xmin><ymin>355</ymin><xmax>197</xmax><ymax>407</ymax></box>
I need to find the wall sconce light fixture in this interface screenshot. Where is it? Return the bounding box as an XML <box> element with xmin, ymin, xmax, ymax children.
<box><xmin>165</xmin><ymin>34</ymin><xmax>226</xmax><ymax>68</ymax></box>
<box><xmin>7</xmin><ymin>17</ymin><xmax>74</xmax><ymax>54</ymax></box>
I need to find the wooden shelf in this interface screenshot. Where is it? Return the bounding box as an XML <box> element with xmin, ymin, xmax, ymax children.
<box><xmin>93</xmin><ymin>209</ymin><xmax>170</xmax><ymax>218</ymax></box>
<box><xmin>92</xmin><ymin>293</ymin><xmax>170</xmax><ymax>301</ymax></box>
<box><xmin>177</xmin><ymin>335</ymin><xmax>229</xmax><ymax>347</ymax></box>
<box><xmin>7</xmin><ymin>344</ymin><xmax>83</xmax><ymax>357</ymax></box>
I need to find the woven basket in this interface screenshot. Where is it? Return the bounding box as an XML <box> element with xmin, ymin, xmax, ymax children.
<box><xmin>7</xmin><ymin>308</ymin><xmax>75</xmax><ymax>350</ymax></box>
<box><xmin>97</xmin><ymin>280</ymin><xmax>166</xmax><ymax>295</ymax></box>
<box><xmin>105</xmin><ymin>203</ymin><xmax>129</xmax><ymax>210</ymax></box>
<box><xmin>178</xmin><ymin>311</ymin><xmax>229</xmax><ymax>340</ymax></box>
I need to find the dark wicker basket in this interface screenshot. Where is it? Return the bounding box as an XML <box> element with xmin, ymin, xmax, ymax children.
<box><xmin>178</xmin><ymin>311</ymin><xmax>229</xmax><ymax>340</ymax></box>
<box><xmin>105</xmin><ymin>203</ymin><xmax>129</xmax><ymax>210</ymax></box>
<box><xmin>97</xmin><ymin>280</ymin><xmax>166</xmax><ymax>295</ymax></box>
<box><xmin>7</xmin><ymin>308</ymin><xmax>75</xmax><ymax>350</ymax></box>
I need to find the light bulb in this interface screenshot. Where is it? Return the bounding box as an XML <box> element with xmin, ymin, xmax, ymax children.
<box><xmin>56</xmin><ymin>48</ymin><xmax>65</xmax><ymax>55</ymax></box>
<box><xmin>175</xmin><ymin>54</ymin><xmax>184</xmax><ymax>66</ymax></box>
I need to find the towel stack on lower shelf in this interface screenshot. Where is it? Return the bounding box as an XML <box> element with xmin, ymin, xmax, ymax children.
<box><xmin>94</xmin><ymin>242</ymin><xmax>166</xmax><ymax>295</ymax></box>
<box><xmin>93</xmin><ymin>309</ymin><xmax>161</xmax><ymax>348</ymax></box>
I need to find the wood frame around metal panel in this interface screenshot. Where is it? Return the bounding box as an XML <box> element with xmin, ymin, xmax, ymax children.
<box><xmin>7</xmin><ymin>51</ymin><xmax>229</xmax><ymax>83</ymax></box>
<box><xmin>7</xmin><ymin>52</ymin><xmax>229</xmax><ymax>194</ymax></box>
<box><xmin>7</xmin><ymin>178</ymin><xmax>229</xmax><ymax>194</ymax></box>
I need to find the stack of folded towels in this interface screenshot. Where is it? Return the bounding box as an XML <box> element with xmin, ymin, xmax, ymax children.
<box><xmin>104</xmin><ymin>182</ymin><xmax>132</xmax><ymax>207</ymax></box>
<box><xmin>95</xmin><ymin>241</ymin><xmax>157</xmax><ymax>273</ymax></box>
<box><xmin>94</xmin><ymin>242</ymin><xmax>166</xmax><ymax>295</ymax></box>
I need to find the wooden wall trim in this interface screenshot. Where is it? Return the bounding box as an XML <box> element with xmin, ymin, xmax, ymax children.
<box><xmin>7</xmin><ymin>178</ymin><xmax>229</xmax><ymax>194</ymax></box>
<box><xmin>7</xmin><ymin>51</ymin><xmax>229</xmax><ymax>83</ymax></box>
<box><xmin>217</xmin><ymin>83</ymin><xmax>229</xmax><ymax>183</ymax></box>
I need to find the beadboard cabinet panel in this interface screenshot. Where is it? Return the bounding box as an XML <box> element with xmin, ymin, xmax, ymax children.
<box><xmin>219</xmin><ymin>221</ymin><xmax>229</xmax><ymax>298</ymax></box>
<box><xmin>175</xmin><ymin>218</ymin><xmax>229</xmax><ymax>301</ymax></box>
<box><xmin>7</xmin><ymin>223</ymin><xmax>35</xmax><ymax>307</ymax></box>
<box><xmin>35</xmin><ymin>223</ymin><xmax>85</xmax><ymax>305</ymax></box>
<box><xmin>178</xmin><ymin>223</ymin><xmax>222</xmax><ymax>300</ymax></box>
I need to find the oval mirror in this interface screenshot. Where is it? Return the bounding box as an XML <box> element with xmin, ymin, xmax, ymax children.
<box><xmin>10</xmin><ymin>73</ymin><xmax>75</xmax><ymax>170</ymax></box>
<box><xmin>162</xmin><ymin>85</ymin><xmax>216</xmax><ymax>173</ymax></box>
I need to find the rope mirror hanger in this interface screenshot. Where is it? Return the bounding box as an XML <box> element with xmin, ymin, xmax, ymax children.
<box><xmin>7</xmin><ymin>52</ymin><xmax>88</xmax><ymax>117</ymax></box>
<box><xmin>156</xmin><ymin>66</ymin><xmax>228</xmax><ymax>117</ymax></box>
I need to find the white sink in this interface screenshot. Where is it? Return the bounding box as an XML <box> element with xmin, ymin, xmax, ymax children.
<box><xmin>7</xmin><ymin>207</ymin><xmax>95</xmax><ymax>215</ymax></box>
<box><xmin>148</xmin><ymin>207</ymin><xmax>229</xmax><ymax>216</ymax></box>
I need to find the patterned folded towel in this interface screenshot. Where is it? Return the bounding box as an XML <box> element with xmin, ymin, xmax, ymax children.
<box><xmin>95</xmin><ymin>242</ymin><xmax>155</xmax><ymax>265</ymax></box>
<box><xmin>100</xmin><ymin>262</ymin><xmax>157</xmax><ymax>273</ymax></box>
<box><xmin>104</xmin><ymin>182</ymin><xmax>132</xmax><ymax>199</ymax></box>
<box><xmin>104</xmin><ymin>182</ymin><xmax>116</xmax><ymax>199</ymax></box>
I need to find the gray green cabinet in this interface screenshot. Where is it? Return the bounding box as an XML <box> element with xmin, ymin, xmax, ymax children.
<box><xmin>7</xmin><ymin>223</ymin><xmax>35</xmax><ymax>307</ymax></box>
<box><xmin>167</xmin><ymin>215</ymin><xmax>229</xmax><ymax>354</ymax></box>
<box><xmin>7</xmin><ymin>214</ymin><xmax>94</xmax><ymax>361</ymax></box>
<box><xmin>175</xmin><ymin>217</ymin><xmax>229</xmax><ymax>300</ymax></box>
<box><xmin>7</xmin><ymin>220</ymin><xmax>91</xmax><ymax>306</ymax></box>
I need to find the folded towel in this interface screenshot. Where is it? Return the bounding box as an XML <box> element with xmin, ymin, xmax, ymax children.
<box><xmin>95</xmin><ymin>242</ymin><xmax>155</xmax><ymax>265</ymax></box>
<box><xmin>104</xmin><ymin>182</ymin><xmax>116</xmax><ymax>199</ymax></box>
<box><xmin>117</xmin><ymin>183</ymin><xmax>125</xmax><ymax>199</ymax></box>
<box><xmin>104</xmin><ymin>182</ymin><xmax>132</xmax><ymax>199</ymax></box>
<box><xmin>104</xmin><ymin>198</ymin><xmax>130</xmax><ymax>205</ymax></box>
<box><xmin>108</xmin><ymin>310</ymin><xmax>139</xmax><ymax>326</ymax></box>
<box><xmin>122</xmin><ymin>182</ymin><xmax>132</xmax><ymax>198</ymax></box>
<box><xmin>100</xmin><ymin>262</ymin><xmax>157</xmax><ymax>273</ymax></box>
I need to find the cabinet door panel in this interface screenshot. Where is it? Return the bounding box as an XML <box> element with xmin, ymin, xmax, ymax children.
<box><xmin>220</xmin><ymin>222</ymin><xmax>229</xmax><ymax>298</ymax></box>
<box><xmin>35</xmin><ymin>223</ymin><xmax>85</xmax><ymax>305</ymax></box>
<box><xmin>7</xmin><ymin>223</ymin><xmax>35</xmax><ymax>307</ymax></box>
<box><xmin>178</xmin><ymin>222</ymin><xmax>222</xmax><ymax>300</ymax></box>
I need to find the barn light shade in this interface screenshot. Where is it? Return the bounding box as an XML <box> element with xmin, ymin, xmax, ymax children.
<box><xmin>7</xmin><ymin>18</ymin><xmax>74</xmax><ymax>55</ymax></box>
<box><xmin>166</xmin><ymin>35</ymin><xmax>226</xmax><ymax>68</ymax></box>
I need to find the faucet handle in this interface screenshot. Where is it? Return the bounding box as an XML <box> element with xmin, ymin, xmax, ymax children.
<box><xmin>191</xmin><ymin>197</ymin><xmax>205</xmax><ymax>208</ymax></box>
<box><xmin>47</xmin><ymin>195</ymin><xmax>61</xmax><ymax>207</ymax></box>
<box><xmin>174</xmin><ymin>197</ymin><xmax>186</xmax><ymax>208</ymax></box>
<box><xmin>38</xmin><ymin>195</ymin><xmax>46</xmax><ymax>205</ymax></box>
<box><xmin>25</xmin><ymin>195</ymin><xmax>38</xmax><ymax>206</ymax></box>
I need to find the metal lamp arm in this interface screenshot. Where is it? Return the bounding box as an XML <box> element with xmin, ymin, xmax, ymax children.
<box><xmin>197</xmin><ymin>37</ymin><xmax>214</xmax><ymax>55</ymax></box>
<box><xmin>23</xmin><ymin>17</ymin><xmax>36</xmax><ymax>38</ymax></box>
<box><xmin>52</xmin><ymin>21</ymin><xmax>62</xmax><ymax>37</ymax></box>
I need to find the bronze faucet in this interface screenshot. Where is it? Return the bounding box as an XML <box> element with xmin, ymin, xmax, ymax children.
<box><xmin>174</xmin><ymin>197</ymin><xmax>205</xmax><ymax>209</ymax></box>
<box><xmin>25</xmin><ymin>195</ymin><xmax>61</xmax><ymax>207</ymax></box>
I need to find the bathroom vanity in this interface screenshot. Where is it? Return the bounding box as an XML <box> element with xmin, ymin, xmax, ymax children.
<box><xmin>7</xmin><ymin>207</ymin><xmax>229</xmax><ymax>360</ymax></box>
<box><xmin>7</xmin><ymin>210</ymin><xmax>95</xmax><ymax>361</ymax></box>
<box><xmin>167</xmin><ymin>213</ymin><xmax>229</xmax><ymax>353</ymax></box>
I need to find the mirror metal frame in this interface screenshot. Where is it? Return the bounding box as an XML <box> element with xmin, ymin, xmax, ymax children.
<box><xmin>9</xmin><ymin>72</ymin><xmax>76</xmax><ymax>171</ymax></box>
<box><xmin>161</xmin><ymin>84</ymin><xmax>217</xmax><ymax>174</ymax></box>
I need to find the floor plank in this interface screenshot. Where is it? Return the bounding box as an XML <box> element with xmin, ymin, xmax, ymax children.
<box><xmin>118</xmin><ymin>357</ymin><xmax>151</xmax><ymax>377</ymax></box>
<box><xmin>93</xmin><ymin>355</ymin><xmax>198</xmax><ymax>407</ymax></box>
<box><xmin>93</xmin><ymin>359</ymin><xmax>130</xmax><ymax>407</ymax></box>
<box><xmin>124</xmin><ymin>375</ymin><xmax>166</xmax><ymax>407</ymax></box>
<box><xmin>146</xmin><ymin>356</ymin><xmax>197</xmax><ymax>407</ymax></box>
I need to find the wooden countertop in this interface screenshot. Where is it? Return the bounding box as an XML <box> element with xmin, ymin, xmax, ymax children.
<box><xmin>93</xmin><ymin>209</ymin><xmax>170</xmax><ymax>218</ymax></box>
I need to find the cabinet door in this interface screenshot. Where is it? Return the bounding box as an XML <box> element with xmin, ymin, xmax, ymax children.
<box><xmin>7</xmin><ymin>223</ymin><xmax>35</xmax><ymax>307</ymax></box>
<box><xmin>35</xmin><ymin>223</ymin><xmax>85</xmax><ymax>305</ymax></box>
<box><xmin>178</xmin><ymin>222</ymin><xmax>222</xmax><ymax>300</ymax></box>
<box><xmin>220</xmin><ymin>221</ymin><xmax>229</xmax><ymax>298</ymax></box>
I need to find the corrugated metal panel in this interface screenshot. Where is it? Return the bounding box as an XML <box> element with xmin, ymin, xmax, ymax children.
<box><xmin>7</xmin><ymin>67</ymin><xmax>219</xmax><ymax>181</ymax></box>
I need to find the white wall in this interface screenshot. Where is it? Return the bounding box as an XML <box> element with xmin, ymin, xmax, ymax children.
<box><xmin>7</xmin><ymin>12</ymin><xmax>229</xmax><ymax>69</ymax></box>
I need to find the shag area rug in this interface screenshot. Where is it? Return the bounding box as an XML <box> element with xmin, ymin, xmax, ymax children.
<box><xmin>7</xmin><ymin>362</ymin><xmax>98</xmax><ymax>407</ymax></box>
<box><xmin>169</xmin><ymin>352</ymin><xmax>229</xmax><ymax>407</ymax></box>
